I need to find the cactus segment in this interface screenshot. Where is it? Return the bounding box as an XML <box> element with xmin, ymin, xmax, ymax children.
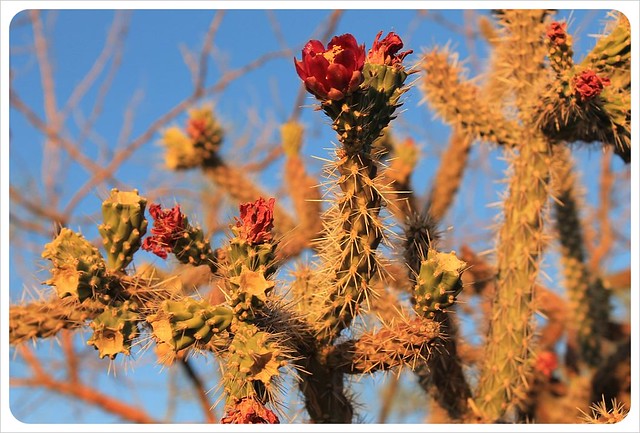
<box><xmin>321</xmin><ymin>63</ymin><xmax>408</xmax><ymax>155</ymax></box>
<box><xmin>413</xmin><ymin>249</ymin><xmax>466</xmax><ymax>319</ymax></box>
<box><xmin>98</xmin><ymin>189</ymin><xmax>148</xmax><ymax>272</ymax></box>
<box><xmin>223</xmin><ymin>322</ymin><xmax>286</xmax><ymax>405</ymax></box>
<box><xmin>42</xmin><ymin>228</ymin><xmax>108</xmax><ymax>301</ymax></box>
<box><xmin>87</xmin><ymin>302</ymin><xmax>139</xmax><ymax>359</ymax></box>
<box><xmin>147</xmin><ymin>298</ymin><xmax>233</xmax><ymax>352</ymax></box>
<box><xmin>228</xmin><ymin>266</ymin><xmax>276</xmax><ymax>321</ymax></box>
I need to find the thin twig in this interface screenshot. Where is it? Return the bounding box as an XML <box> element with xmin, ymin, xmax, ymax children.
<box><xmin>15</xmin><ymin>346</ymin><xmax>159</xmax><ymax>423</ymax></box>
<box><xmin>180</xmin><ymin>359</ymin><xmax>217</xmax><ymax>423</ymax></box>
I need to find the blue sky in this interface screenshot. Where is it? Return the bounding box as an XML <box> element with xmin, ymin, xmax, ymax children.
<box><xmin>6</xmin><ymin>6</ymin><xmax>631</xmax><ymax>425</ymax></box>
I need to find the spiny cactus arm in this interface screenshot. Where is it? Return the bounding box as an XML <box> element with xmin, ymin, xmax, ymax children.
<box><xmin>423</xmin><ymin>312</ymin><xmax>472</xmax><ymax>421</ymax></box>
<box><xmin>493</xmin><ymin>10</ymin><xmax>553</xmax><ymax>115</ymax></box>
<box><xmin>296</xmin><ymin>355</ymin><xmax>354</xmax><ymax>423</ymax></box>
<box><xmin>536</xmin><ymin>14</ymin><xmax>630</xmax><ymax>163</ymax></box>
<box><xmin>460</xmin><ymin>244</ymin><xmax>568</xmax><ymax>352</ymax></box>
<box><xmin>426</xmin><ymin>129</ymin><xmax>473</xmax><ymax>223</ymax></box>
<box><xmin>301</xmin><ymin>32</ymin><xmax>411</xmax><ymax>344</ymax></box>
<box><xmin>10</xmin><ymin>298</ymin><xmax>105</xmax><ymax>345</ymax></box>
<box><xmin>579</xmin><ymin>397</ymin><xmax>629</xmax><ymax>424</ymax></box>
<box><xmin>582</xmin><ymin>12</ymin><xmax>630</xmax><ymax>83</ymax></box>
<box><xmin>147</xmin><ymin>298</ymin><xmax>233</xmax><ymax>357</ymax></box>
<box><xmin>221</xmin><ymin>321</ymin><xmax>288</xmax><ymax>422</ymax></box>
<box><xmin>421</xmin><ymin>48</ymin><xmax>519</xmax><ymax>147</ymax></box>
<box><xmin>404</xmin><ymin>212</ymin><xmax>471</xmax><ymax>421</ymax></box>
<box><xmin>551</xmin><ymin>146</ymin><xmax>609</xmax><ymax>367</ymax></box>
<box><xmin>474</xmin><ymin>135</ymin><xmax>552</xmax><ymax>422</ymax></box>
<box><xmin>87</xmin><ymin>302</ymin><xmax>139</xmax><ymax>360</ymax></box>
<box><xmin>326</xmin><ymin>318</ymin><xmax>441</xmax><ymax>374</ymax></box>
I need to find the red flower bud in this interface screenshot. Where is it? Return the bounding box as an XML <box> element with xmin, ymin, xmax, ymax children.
<box><xmin>220</xmin><ymin>398</ymin><xmax>280</xmax><ymax>424</ymax></box>
<box><xmin>142</xmin><ymin>204</ymin><xmax>186</xmax><ymax>259</ymax></box>
<box><xmin>535</xmin><ymin>351</ymin><xmax>558</xmax><ymax>379</ymax></box>
<box><xmin>547</xmin><ymin>22</ymin><xmax>568</xmax><ymax>45</ymax></box>
<box><xmin>573</xmin><ymin>69</ymin><xmax>611</xmax><ymax>101</ymax></box>
<box><xmin>186</xmin><ymin>118</ymin><xmax>208</xmax><ymax>141</ymax></box>
<box><xmin>294</xmin><ymin>33</ymin><xmax>365</xmax><ymax>101</ymax></box>
<box><xmin>235</xmin><ymin>197</ymin><xmax>275</xmax><ymax>245</ymax></box>
<box><xmin>367</xmin><ymin>31</ymin><xmax>412</xmax><ymax>66</ymax></box>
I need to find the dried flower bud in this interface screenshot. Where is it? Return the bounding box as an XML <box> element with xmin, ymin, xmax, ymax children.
<box><xmin>235</xmin><ymin>197</ymin><xmax>275</xmax><ymax>245</ymax></box>
<box><xmin>367</xmin><ymin>31</ymin><xmax>412</xmax><ymax>66</ymax></box>
<box><xmin>142</xmin><ymin>204</ymin><xmax>186</xmax><ymax>259</ymax></box>
<box><xmin>573</xmin><ymin>69</ymin><xmax>610</xmax><ymax>101</ymax></box>
<box><xmin>221</xmin><ymin>397</ymin><xmax>279</xmax><ymax>424</ymax></box>
<box><xmin>547</xmin><ymin>22</ymin><xmax>568</xmax><ymax>45</ymax></box>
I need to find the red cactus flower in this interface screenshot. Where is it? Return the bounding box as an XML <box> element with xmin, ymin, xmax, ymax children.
<box><xmin>535</xmin><ymin>351</ymin><xmax>558</xmax><ymax>379</ymax></box>
<box><xmin>547</xmin><ymin>22</ymin><xmax>568</xmax><ymax>45</ymax></box>
<box><xmin>367</xmin><ymin>31</ymin><xmax>412</xmax><ymax>66</ymax></box>
<box><xmin>220</xmin><ymin>398</ymin><xmax>280</xmax><ymax>424</ymax></box>
<box><xmin>573</xmin><ymin>69</ymin><xmax>611</xmax><ymax>101</ymax></box>
<box><xmin>142</xmin><ymin>204</ymin><xmax>186</xmax><ymax>259</ymax></box>
<box><xmin>294</xmin><ymin>33</ymin><xmax>365</xmax><ymax>101</ymax></box>
<box><xmin>236</xmin><ymin>197</ymin><xmax>275</xmax><ymax>245</ymax></box>
<box><xmin>186</xmin><ymin>118</ymin><xmax>207</xmax><ymax>141</ymax></box>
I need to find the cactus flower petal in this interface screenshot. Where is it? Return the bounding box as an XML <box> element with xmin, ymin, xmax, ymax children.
<box><xmin>367</xmin><ymin>31</ymin><xmax>413</xmax><ymax>66</ymax></box>
<box><xmin>294</xmin><ymin>34</ymin><xmax>365</xmax><ymax>101</ymax></box>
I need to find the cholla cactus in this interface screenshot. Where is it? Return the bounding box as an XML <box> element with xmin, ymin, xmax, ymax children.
<box><xmin>10</xmin><ymin>16</ymin><xmax>630</xmax><ymax>426</ymax></box>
